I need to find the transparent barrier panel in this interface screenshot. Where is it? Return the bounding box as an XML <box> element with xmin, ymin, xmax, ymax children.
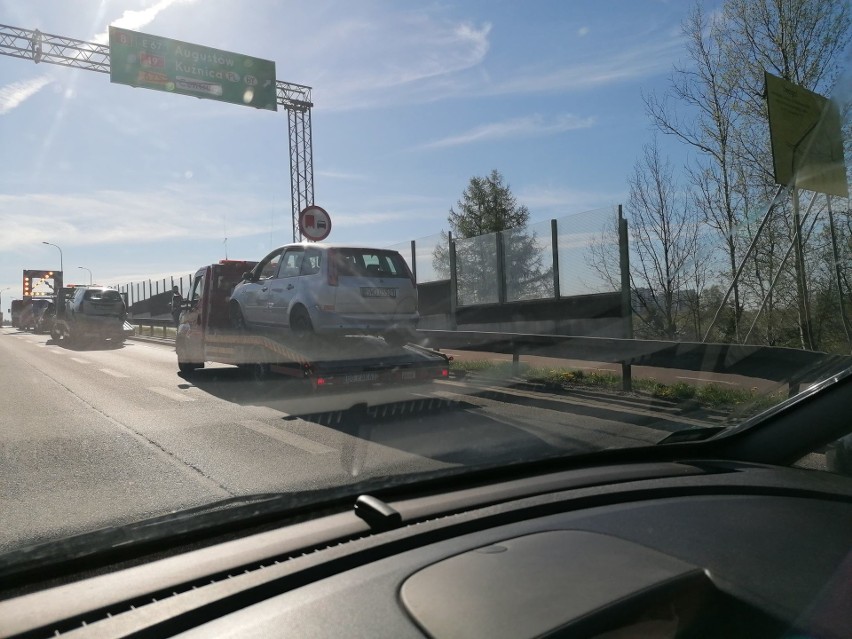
<box><xmin>504</xmin><ymin>218</ymin><xmax>555</xmax><ymax>301</ymax></box>
<box><xmin>456</xmin><ymin>232</ymin><xmax>499</xmax><ymax>305</ymax></box>
<box><xmin>556</xmin><ymin>206</ymin><xmax>620</xmax><ymax>297</ymax></box>
<box><xmin>411</xmin><ymin>232</ymin><xmax>450</xmax><ymax>284</ymax></box>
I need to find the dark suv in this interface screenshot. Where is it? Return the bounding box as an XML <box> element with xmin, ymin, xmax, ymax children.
<box><xmin>52</xmin><ymin>287</ymin><xmax>130</xmax><ymax>344</ymax></box>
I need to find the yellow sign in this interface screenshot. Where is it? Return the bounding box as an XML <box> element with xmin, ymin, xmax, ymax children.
<box><xmin>765</xmin><ymin>71</ymin><xmax>848</xmax><ymax>197</ymax></box>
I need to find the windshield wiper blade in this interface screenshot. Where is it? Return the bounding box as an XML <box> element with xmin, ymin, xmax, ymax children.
<box><xmin>657</xmin><ymin>427</ymin><xmax>726</xmax><ymax>445</ymax></box>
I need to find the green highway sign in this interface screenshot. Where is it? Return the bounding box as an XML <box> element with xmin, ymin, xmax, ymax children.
<box><xmin>109</xmin><ymin>27</ymin><xmax>277</xmax><ymax>111</ymax></box>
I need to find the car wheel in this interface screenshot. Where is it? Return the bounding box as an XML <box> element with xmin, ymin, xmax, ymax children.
<box><xmin>290</xmin><ymin>306</ymin><xmax>313</xmax><ymax>336</ymax></box>
<box><xmin>240</xmin><ymin>346</ymin><xmax>269</xmax><ymax>381</ymax></box>
<box><xmin>230</xmin><ymin>302</ymin><xmax>248</xmax><ymax>331</ymax></box>
<box><xmin>248</xmin><ymin>361</ymin><xmax>269</xmax><ymax>381</ymax></box>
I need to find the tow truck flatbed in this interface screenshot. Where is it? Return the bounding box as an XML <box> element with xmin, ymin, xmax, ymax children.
<box><xmin>176</xmin><ymin>260</ymin><xmax>449</xmax><ymax>389</ymax></box>
<box><xmin>200</xmin><ymin>329</ymin><xmax>449</xmax><ymax>387</ymax></box>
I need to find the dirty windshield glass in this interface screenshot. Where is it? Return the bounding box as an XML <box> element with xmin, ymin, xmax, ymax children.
<box><xmin>0</xmin><ymin>0</ymin><xmax>850</xmax><ymax>555</ymax></box>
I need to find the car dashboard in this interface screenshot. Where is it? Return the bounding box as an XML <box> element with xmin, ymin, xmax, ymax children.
<box><xmin>1</xmin><ymin>458</ymin><xmax>850</xmax><ymax>639</ymax></box>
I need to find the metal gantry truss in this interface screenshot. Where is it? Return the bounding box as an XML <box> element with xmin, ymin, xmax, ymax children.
<box><xmin>287</xmin><ymin>107</ymin><xmax>314</xmax><ymax>243</ymax></box>
<box><xmin>0</xmin><ymin>23</ymin><xmax>314</xmax><ymax>241</ymax></box>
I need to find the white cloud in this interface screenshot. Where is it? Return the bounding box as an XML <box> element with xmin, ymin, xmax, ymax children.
<box><xmin>0</xmin><ymin>0</ymin><xmax>197</xmax><ymax>121</ymax></box>
<box><xmin>0</xmin><ymin>76</ymin><xmax>53</xmax><ymax>116</ymax></box>
<box><xmin>308</xmin><ymin>14</ymin><xmax>491</xmax><ymax>111</ymax></box>
<box><xmin>317</xmin><ymin>169</ymin><xmax>369</xmax><ymax>182</ymax></box>
<box><xmin>480</xmin><ymin>35</ymin><xmax>683</xmax><ymax>97</ymax></box>
<box><xmin>321</xmin><ymin>193</ymin><xmax>446</xmax><ymax>230</ymax></box>
<box><xmin>332</xmin><ymin>211</ymin><xmax>420</xmax><ymax>228</ymax></box>
<box><xmin>0</xmin><ymin>187</ymin><xmax>277</xmax><ymax>252</ymax></box>
<box><xmin>0</xmin><ymin>187</ymin><xmax>447</xmax><ymax>254</ymax></box>
<box><xmin>419</xmin><ymin>113</ymin><xmax>595</xmax><ymax>149</ymax></box>
<box><xmin>516</xmin><ymin>186</ymin><xmax>624</xmax><ymax>216</ymax></box>
<box><xmin>93</xmin><ymin>0</ymin><xmax>198</xmax><ymax>44</ymax></box>
<box><xmin>311</xmin><ymin>15</ymin><xmax>681</xmax><ymax>111</ymax></box>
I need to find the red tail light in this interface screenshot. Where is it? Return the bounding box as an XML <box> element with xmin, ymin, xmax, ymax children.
<box><xmin>327</xmin><ymin>249</ymin><xmax>338</xmax><ymax>286</ymax></box>
<box><xmin>441</xmin><ymin>368</ymin><xmax>449</xmax><ymax>378</ymax></box>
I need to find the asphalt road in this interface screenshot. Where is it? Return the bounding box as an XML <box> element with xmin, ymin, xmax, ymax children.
<box><xmin>1</xmin><ymin>327</ymin><xmax>723</xmax><ymax>553</ymax></box>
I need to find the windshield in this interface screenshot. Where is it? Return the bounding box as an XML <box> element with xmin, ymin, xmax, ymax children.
<box><xmin>1</xmin><ymin>0</ymin><xmax>850</xmax><ymax>557</ymax></box>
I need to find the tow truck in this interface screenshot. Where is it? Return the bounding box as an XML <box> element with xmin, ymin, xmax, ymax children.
<box><xmin>176</xmin><ymin>260</ymin><xmax>449</xmax><ymax>388</ymax></box>
<box><xmin>10</xmin><ymin>300</ymin><xmax>24</xmax><ymax>329</ymax></box>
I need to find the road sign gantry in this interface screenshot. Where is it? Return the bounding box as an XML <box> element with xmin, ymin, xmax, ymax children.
<box><xmin>0</xmin><ymin>23</ymin><xmax>314</xmax><ymax>241</ymax></box>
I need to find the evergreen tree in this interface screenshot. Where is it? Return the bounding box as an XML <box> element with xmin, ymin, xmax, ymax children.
<box><xmin>435</xmin><ymin>170</ymin><xmax>551</xmax><ymax>303</ymax></box>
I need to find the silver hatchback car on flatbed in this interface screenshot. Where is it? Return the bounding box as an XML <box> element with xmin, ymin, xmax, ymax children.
<box><xmin>229</xmin><ymin>243</ymin><xmax>419</xmax><ymax>340</ymax></box>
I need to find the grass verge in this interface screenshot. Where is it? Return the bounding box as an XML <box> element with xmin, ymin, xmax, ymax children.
<box><xmin>450</xmin><ymin>359</ymin><xmax>785</xmax><ymax>411</ymax></box>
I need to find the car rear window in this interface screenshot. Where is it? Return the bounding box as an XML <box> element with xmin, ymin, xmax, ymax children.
<box><xmin>83</xmin><ymin>289</ymin><xmax>122</xmax><ymax>302</ymax></box>
<box><xmin>335</xmin><ymin>249</ymin><xmax>411</xmax><ymax>279</ymax></box>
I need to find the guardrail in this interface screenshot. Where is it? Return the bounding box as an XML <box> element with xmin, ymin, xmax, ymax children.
<box><xmin>415</xmin><ymin>330</ymin><xmax>852</xmax><ymax>395</ymax></box>
<box><xmin>129</xmin><ymin>317</ymin><xmax>174</xmax><ymax>339</ymax></box>
<box><xmin>126</xmin><ymin>320</ymin><xmax>852</xmax><ymax>396</ymax></box>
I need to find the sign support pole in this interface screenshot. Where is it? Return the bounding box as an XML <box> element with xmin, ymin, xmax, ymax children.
<box><xmin>702</xmin><ymin>185</ymin><xmax>788</xmax><ymax>342</ymax></box>
<box><xmin>791</xmin><ymin>187</ymin><xmax>814</xmax><ymax>350</ymax></box>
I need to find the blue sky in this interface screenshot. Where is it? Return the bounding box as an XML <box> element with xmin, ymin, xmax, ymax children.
<box><xmin>0</xmin><ymin>0</ymin><xmax>709</xmax><ymax>307</ymax></box>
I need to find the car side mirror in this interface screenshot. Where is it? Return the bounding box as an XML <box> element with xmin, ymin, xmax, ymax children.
<box><xmin>242</xmin><ymin>271</ymin><xmax>255</xmax><ymax>282</ymax></box>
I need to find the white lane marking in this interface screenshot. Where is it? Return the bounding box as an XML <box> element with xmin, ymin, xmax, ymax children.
<box><xmin>676</xmin><ymin>376</ymin><xmax>736</xmax><ymax>386</ymax></box>
<box><xmin>101</xmin><ymin>368</ymin><xmax>130</xmax><ymax>378</ymax></box>
<box><xmin>148</xmin><ymin>386</ymin><xmax>195</xmax><ymax>402</ymax></box>
<box><xmin>241</xmin><ymin>420</ymin><xmax>334</xmax><ymax>454</ymax></box>
<box><xmin>71</xmin><ymin>357</ymin><xmax>91</xmax><ymax>364</ymax></box>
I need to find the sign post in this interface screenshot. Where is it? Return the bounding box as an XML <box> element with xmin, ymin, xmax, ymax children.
<box><xmin>109</xmin><ymin>26</ymin><xmax>277</xmax><ymax>111</ymax></box>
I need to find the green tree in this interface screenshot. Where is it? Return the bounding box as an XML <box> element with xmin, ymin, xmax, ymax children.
<box><xmin>587</xmin><ymin>139</ymin><xmax>710</xmax><ymax>340</ymax></box>
<box><xmin>447</xmin><ymin>169</ymin><xmax>531</xmax><ymax>236</ymax></box>
<box><xmin>645</xmin><ymin>4</ymin><xmax>749</xmax><ymax>341</ymax></box>
<box><xmin>646</xmin><ymin>0</ymin><xmax>851</xmax><ymax>351</ymax></box>
<box><xmin>434</xmin><ymin>170</ymin><xmax>551</xmax><ymax>303</ymax></box>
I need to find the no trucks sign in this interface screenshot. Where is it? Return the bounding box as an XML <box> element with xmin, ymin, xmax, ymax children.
<box><xmin>299</xmin><ymin>206</ymin><xmax>332</xmax><ymax>242</ymax></box>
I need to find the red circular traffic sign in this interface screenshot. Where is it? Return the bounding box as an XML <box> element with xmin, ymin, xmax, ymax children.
<box><xmin>298</xmin><ymin>205</ymin><xmax>332</xmax><ymax>242</ymax></box>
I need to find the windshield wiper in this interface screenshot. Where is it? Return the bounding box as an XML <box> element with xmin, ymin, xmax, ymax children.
<box><xmin>657</xmin><ymin>427</ymin><xmax>726</xmax><ymax>445</ymax></box>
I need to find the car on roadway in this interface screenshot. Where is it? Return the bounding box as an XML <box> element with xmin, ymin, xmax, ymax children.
<box><xmin>51</xmin><ymin>286</ymin><xmax>130</xmax><ymax>345</ymax></box>
<box><xmin>229</xmin><ymin>243</ymin><xmax>419</xmax><ymax>343</ymax></box>
<box><xmin>33</xmin><ymin>299</ymin><xmax>56</xmax><ymax>334</ymax></box>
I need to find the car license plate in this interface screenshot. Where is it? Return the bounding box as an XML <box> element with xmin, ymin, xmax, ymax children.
<box><xmin>401</xmin><ymin>370</ymin><xmax>416</xmax><ymax>380</ymax></box>
<box><xmin>361</xmin><ymin>287</ymin><xmax>397</xmax><ymax>298</ymax></box>
<box><xmin>345</xmin><ymin>372</ymin><xmax>379</xmax><ymax>384</ymax></box>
